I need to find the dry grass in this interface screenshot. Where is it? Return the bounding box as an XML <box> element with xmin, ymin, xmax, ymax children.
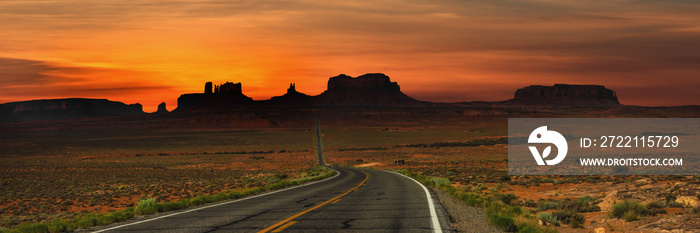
<box><xmin>0</xmin><ymin>128</ymin><xmax>319</xmax><ymax>229</ymax></box>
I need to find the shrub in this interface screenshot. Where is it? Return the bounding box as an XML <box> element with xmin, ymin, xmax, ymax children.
<box><xmin>495</xmin><ymin>183</ymin><xmax>505</xmax><ymax>190</ymax></box>
<box><xmin>471</xmin><ymin>183</ymin><xmax>488</xmax><ymax>192</ymax></box>
<box><xmin>524</xmin><ymin>199</ymin><xmax>537</xmax><ymax>208</ymax></box>
<box><xmin>72</xmin><ymin>214</ymin><xmax>101</xmax><ymax>229</ymax></box>
<box><xmin>430</xmin><ymin>177</ymin><xmax>450</xmax><ymax>188</ymax></box>
<box><xmin>190</xmin><ymin>196</ymin><xmax>207</xmax><ymax>206</ymax></box>
<box><xmin>667</xmin><ymin>201</ymin><xmax>684</xmax><ymax>208</ymax></box>
<box><xmin>552</xmin><ymin>211</ymin><xmax>584</xmax><ymax>225</ymax></box>
<box><xmin>106</xmin><ymin>211</ymin><xmax>127</xmax><ymax>223</ymax></box>
<box><xmin>517</xmin><ymin>223</ymin><xmax>539</xmax><ymax>233</ymax></box>
<box><xmin>457</xmin><ymin>192</ymin><xmax>485</xmax><ymax>207</ymax></box>
<box><xmin>665</xmin><ymin>194</ymin><xmax>676</xmax><ymax>203</ymax></box>
<box><xmin>540</xmin><ymin>178</ymin><xmax>554</xmax><ymax>183</ymax></box>
<box><xmin>488</xmin><ymin>213</ymin><xmax>517</xmax><ymax>232</ymax></box>
<box><xmin>135</xmin><ymin>198</ymin><xmax>158</xmax><ymax>215</ymax></box>
<box><xmin>537</xmin><ymin>201</ymin><xmax>560</xmax><ymax>211</ymax></box>
<box><xmin>646</xmin><ymin>201</ymin><xmax>665</xmax><ymax>209</ymax></box>
<box><xmin>124</xmin><ymin>207</ymin><xmax>135</xmax><ymax>216</ymax></box>
<box><xmin>576</xmin><ymin>196</ymin><xmax>597</xmax><ymax>204</ymax></box>
<box><xmin>561</xmin><ymin>198</ymin><xmax>601</xmax><ymax>213</ymax></box>
<box><xmin>571</xmin><ymin>220</ymin><xmax>583</xmax><ymax>229</ymax></box>
<box><xmin>610</xmin><ymin>201</ymin><xmax>646</xmax><ymax>220</ymax></box>
<box><xmin>159</xmin><ymin>201</ymin><xmax>185</xmax><ymax>212</ymax></box>
<box><xmin>497</xmin><ymin>193</ymin><xmax>519</xmax><ymax>205</ymax></box>
<box><xmin>16</xmin><ymin>222</ymin><xmax>49</xmax><ymax>233</ymax></box>
<box><xmin>264</xmin><ymin>182</ymin><xmax>287</xmax><ymax>191</ymax></box>
<box><xmin>643</xmin><ymin>201</ymin><xmax>668</xmax><ymax>216</ymax></box>
<box><xmin>506</xmin><ymin>206</ymin><xmax>524</xmax><ymax>216</ymax></box>
<box><xmin>47</xmin><ymin>221</ymin><xmax>68</xmax><ymax>233</ymax></box>
<box><xmin>275</xmin><ymin>173</ymin><xmax>289</xmax><ymax>180</ymax></box>
<box><xmin>500</xmin><ymin>175</ymin><xmax>511</xmax><ymax>182</ymax></box>
<box><xmin>538</xmin><ymin>212</ymin><xmax>558</xmax><ymax>225</ymax></box>
<box><xmin>692</xmin><ymin>206</ymin><xmax>700</xmax><ymax>214</ymax></box>
<box><xmin>622</xmin><ymin>210</ymin><xmax>639</xmax><ymax>221</ymax></box>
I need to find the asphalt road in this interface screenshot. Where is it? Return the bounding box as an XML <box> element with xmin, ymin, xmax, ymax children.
<box><xmin>90</xmin><ymin>167</ymin><xmax>452</xmax><ymax>233</ymax></box>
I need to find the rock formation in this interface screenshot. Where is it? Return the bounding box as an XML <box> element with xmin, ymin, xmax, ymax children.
<box><xmin>176</xmin><ymin>82</ymin><xmax>254</xmax><ymax>111</ymax></box>
<box><xmin>508</xmin><ymin>84</ymin><xmax>620</xmax><ymax>106</ymax></box>
<box><xmin>155</xmin><ymin>102</ymin><xmax>169</xmax><ymax>114</ymax></box>
<box><xmin>205</xmin><ymin>82</ymin><xmax>213</xmax><ymax>94</ymax></box>
<box><xmin>177</xmin><ymin>93</ymin><xmax>205</xmax><ymax>110</ymax></box>
<box><xmin>315</xmin><ymin>73</ymin><xmax>418</xmax><ymax>106</ymax></box>
<box><xmin>288</xmin><ymin>83</ymin><xmax>298</xmax><ymax>93</ymax></box>
<box><xmin>267</xmin><ymin>83</ymin><xmax>312</xmax><ymax>106</ymax></box>
<box><xmin>1</xmin><ymin>98</ymin><xmax>144</xmax><ymax>121</ymax></box>
<box><xmin>174</xmin><ymin>75</ymin><xmax>622</xmax><ymax>111</ymax></box>
<box><xmin>215</xmin><ymin>82</ymin><xmax>243</xmax><ymax>94</ymax></box>
<box><xmin>177</xmin><ymin>73</ymin><xmax>420</xmax><ymax>110</ymax></box>
<box><xmin>326</xmin><ymin>74</ymin><xmax>401</xmax><ymax>91</ymax></box>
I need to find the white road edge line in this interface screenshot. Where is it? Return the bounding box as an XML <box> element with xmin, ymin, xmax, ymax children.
<box><xmin>391</xmin><ymin>171</ymin><xmax>444</xmax><ymax>233</ymax></box>
<box><xmin>91</xmin><ymin>168</ymin><xmax>341</xmax><ymax>233</ymax></box>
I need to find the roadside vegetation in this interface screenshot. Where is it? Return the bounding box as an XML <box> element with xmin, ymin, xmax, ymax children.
<box><xmin>396</xmin><ymin>169</ymin><xmax>558</xmax><ymax>233</ymax></box>
<box><xmin>394</xmin><ymin>168</ymin><xmax>700</xmax><ymax>232</ymax></box>
<box><xmin>0</xmin><ymin>167</ymin><xmax>335</xmax><ymax>233</ymax></box>
<box><xmin>0</xmin><ymin>128</ymin><xmax>334</xmax><ymax>232</ymax></box>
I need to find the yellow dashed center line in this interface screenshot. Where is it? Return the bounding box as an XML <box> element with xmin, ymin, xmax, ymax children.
<box><xmin>270</xmin><ymin>221</ymin><xmax>297</xmax><ymax>233</ymax></box>
<box><xmin>257</xmin><ymin>171</ymin><xmax>370</xmax><ymax>233</ymax></box>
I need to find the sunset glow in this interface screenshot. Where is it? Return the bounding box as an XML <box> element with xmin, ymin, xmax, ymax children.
<box><xmin>2</xmin><ymin>0</ymin><xmax>699</xmax><ymax>112</ymax></box>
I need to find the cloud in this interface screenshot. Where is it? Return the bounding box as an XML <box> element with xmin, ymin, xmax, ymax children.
<box><xmin>1</xmin><ymin>0</ymin><xmax>699</xmax><ymax>106</ymax></box>
<box><xmin>0</xmin><ymin>57</ymin><xmax>56</xmax><ymax>85</ymax></box>
<box><xmin>0</xmin><ymin>57</ymin><xmax>173</xmax><ymax>102</ymax></box>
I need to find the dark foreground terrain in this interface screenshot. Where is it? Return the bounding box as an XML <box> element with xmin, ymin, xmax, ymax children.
<box><xmin>1</xmin><ymin>104</ymin><xmax>700</xmax><ymax>233</ymax></box>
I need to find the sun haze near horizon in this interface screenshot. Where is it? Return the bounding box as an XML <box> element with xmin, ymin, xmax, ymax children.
<box><xmin>1</xmin><ymin>1</ymin><xmax>699</xmax><ymax>112</ymax></box>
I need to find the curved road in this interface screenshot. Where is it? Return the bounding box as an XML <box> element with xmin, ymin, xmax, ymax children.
<box><xmin>90</xmin><ymin>167</ymin><xmax>451</xmax><ymax>232</ymax></box>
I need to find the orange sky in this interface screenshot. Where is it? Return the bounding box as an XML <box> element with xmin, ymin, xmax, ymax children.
<box><xmin>1</xmin><ymin>0</ymin><xmax>700</xmax><ymax>112</ymax></box>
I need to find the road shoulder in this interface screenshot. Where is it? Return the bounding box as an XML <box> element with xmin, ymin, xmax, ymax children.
<box><xmin>429</xmin><ymin>187</ymin><xmax>504</xmax><ymax>233</ymax></box>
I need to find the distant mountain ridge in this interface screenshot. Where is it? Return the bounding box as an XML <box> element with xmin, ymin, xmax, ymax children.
<box><xmin>0</xmin><ymin>98</ymin><xmax>144</xmax><ymax>121</ymax></box>
<box><xmin>176</xmin><ymin>73</ymin><xmax>421</xmax><ymax>111</ymax></box>
<box><xmin>0</xmin><ymin>73</ymin><xmax>626</xmax><ymax>121</ymax></box>
<box><xmin>176</xmin><ymin>73</ymin><xmax>621</xmax><ymax>111</ymax></box>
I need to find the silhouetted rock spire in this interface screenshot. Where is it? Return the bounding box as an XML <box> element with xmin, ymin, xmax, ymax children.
<box><xmin>267</xmin><ymin>83</ymin><xmax>311</xmax><ymax>106</ymax></box>
<box><xmin>205</xmin><ymin>82</ymin><xmax>213</xmax><ymax>94</ymax></box>
<box><xmin>155</xmin><ymin>102</ymin><xmax>169</xmax><ymax>114</ymax></box>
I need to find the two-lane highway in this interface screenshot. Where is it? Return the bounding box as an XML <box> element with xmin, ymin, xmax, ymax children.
<box><xmin>90</xmin><ymin>167</ymin><xmax>450</xmax><ymax>232</ymax></box>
